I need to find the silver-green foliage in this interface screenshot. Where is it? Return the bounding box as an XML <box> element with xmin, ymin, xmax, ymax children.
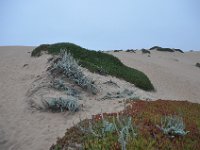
<box><xmin>52</xmin><ymin>79</ymin><xmax>68</xmax><ymax>91</ymax></box>
<box><xmin>78</xmin><ymin>113</ymin><xmax>115</xmax><ymax>138</ymax></box>
<box><xmin>79</xmin><ymin>113</ymin><xmax>137</xmax><ymax>150</ymax></box>
<box><xmin>52</xmin><ymin>79</ymin><xmax>80</xmax><ymax>97</ymax></box>
<box><xmin>157</xmin><ymin>115</ymin><xmax>189</xmax><ymax>138</ymax></box>
<box><xmin>45</xmin><ymin>97</ymin><xmax>79</xmax><ymax>112</ymax></box>
<box><xmin>51</xmin><ymin>49</ymin><xmax>98</xmax><ymax>94</ymax></box>
<box><xmin>113</xmin><ymin>114</ymin><xmax>137</xmax><ymax>150</ymax></box>
<box><xmin>102</xmin><ymin>89</ymin><xmax>135</xmax><ymax>100</ymax></box>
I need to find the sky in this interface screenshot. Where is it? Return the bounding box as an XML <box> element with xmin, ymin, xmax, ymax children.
<box><xmin>0</xmin><ymin>0</ymin><xmax>199</xmax><ymax>51</ymax></box>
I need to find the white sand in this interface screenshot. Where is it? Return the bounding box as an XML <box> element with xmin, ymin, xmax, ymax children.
<box><xmin>0</xmin><ymin>46</ymin><xmax>199</xmax><ymax>150</ymax></box>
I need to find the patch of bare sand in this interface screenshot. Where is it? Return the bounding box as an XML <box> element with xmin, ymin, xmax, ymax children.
<box><xmin>110</xmin><ymin>50</ymin><xmax>200</xmax><ymax>103</ymax></box>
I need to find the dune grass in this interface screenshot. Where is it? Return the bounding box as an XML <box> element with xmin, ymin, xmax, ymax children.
<box><xmin>50</xmin><ymin>100</ymin><xmax>200</xmax><ymax>150</ymax></box>
<box><xmin>31</xmin><ymin>42</ymin><xmax>154</xmax><ymax>91</ymax></box>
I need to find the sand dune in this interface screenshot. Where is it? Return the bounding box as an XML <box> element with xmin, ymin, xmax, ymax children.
<box><xmin>111</xmin><ymin>50</ymin><xmax>200</xmax><ymax>103</ymax></box>
<box><xmin>0</xmin><ymin>46</ymin><xmax>199</xmax><ymax>150</ymax></box>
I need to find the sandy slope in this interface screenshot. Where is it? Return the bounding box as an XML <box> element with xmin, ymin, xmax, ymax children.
<box><xmin>111</xmin><ymin>50</ymin><xmax>200</xmax><ymax>103</ymax></box>
<box><xmin>0</xmin><ymin>47</ymin><xmax>141</xmax><ymax>150</ymax></box>
<box><xmin>0</xmin><ymin>46</ymin><xmax>199</xmax><ymax>150</ymax></box>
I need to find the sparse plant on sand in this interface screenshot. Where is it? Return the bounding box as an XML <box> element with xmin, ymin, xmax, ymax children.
<box><xmin>43</xmin><ymin>97</ymin><xmax>79</xmax><ymax>112</ymax></box>
<box><xmin>141</xmin><ymin>49</ymin><xmax>150</xmax><ymax>54</ymax></box>
<box><xmin>51</xmin><ymin>49</ymin><xmax>98</xmax><ymax>94</ymax></box>
<box><xmin>157</xmin><ymin>115</ymin><xmax>189</xmax><ymax>138</ymax></box>
<box><xmin>51</xmin><ymin>78</ymin><xmax>80</xmax><ymax>98</ymax></box>
<box><xmin>126</xmin><ymin>49</ymin><xmax>136</xmax><ymax>53</ymax></box>
<box><xmin>149</xmin><ymin>46</ymin><xmax>184</xmax><ymax>53</ymax></box>
<box><xmin>101</xmin><ymin>89</ymin><xmax>135</xmax><ymax>100</ymax></box>
<box><xmin>114</xmin><ymin>50</ymin><xmax>123</xmax><ymax>52</ymax></box>
<box><xmin>196</xmin><ymin>62</ymin><xmax>200</xmax><ymax>68</ymax></box>
<box><xmin>51</xmin><ymin>79</ymin><xmax>68</xmax><ymax>91</ymax></box>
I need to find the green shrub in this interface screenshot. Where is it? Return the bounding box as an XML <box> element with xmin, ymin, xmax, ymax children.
<box><xmin>126</xmin><ymin>49</ymin><xmax>136</xmax><ymax>53</ymax></box>
<box><xmin>149</xmin><ymin>46</ymin><xmax>161</xmax><ymax>50</ymax></box>
<box><xmin>141</xmin><ymin>49</ymin><xmax>150</xmax><ymax>54</ymax></box>
<box><xmin>114</xmin><ymin>50</ymin><xmax>123</xmax><ymax>52</ymax></box>
<box><xmin>196</xmin><ymin>63</ymin><xmax>200</xmax><ymax>68</ymax></box>
<box><xmin>174</xmin><ymin>49</ymin><xmax>184</xmax><ymax>53</ymax></box>
<box><xmin>149</xmin><ymin>46</ymin><xmax>184</xmax><ymax>53</ymax></box>
<box><xmin>32</xmin><ymin>42</ymin><xmax>154</xmax><ymax>91</ymax></box>
<box><xmin>31</xmin><ymin>44</ymin><xmax>50</xmax><ymax>56</ymax></box>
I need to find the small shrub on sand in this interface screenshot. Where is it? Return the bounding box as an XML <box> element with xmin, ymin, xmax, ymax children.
<box><xmin>32</xmin><ymin>42</ymin><xmax>154</xmax><ymax>91</ymax></box>
<box><xmin>149</xmin><ymin>46</ymin><xmax>184</xmax><ymax>53</ymax></box>
<box><xmin>196</xmin><ymin>62</ymin><xmax>200</xmax><ymax>68</ymax></box>
<box><xmin>51</xmin><ymin>79</ymin><xmax>68</xmax><ymax>91</ymax></box>
<box><xmin>114</xmin><ymin>50</ymin><xmax>123</xmax><ymax>52</ymax></box>
<box><xmin>141</xmin><ymin>49</ymin><xmax>150</xmax><ymax>54</ymax></box>
<box><xmin>126</xmin><ymin>49</ymin><xmax>136</xmax><ymax>53</ymax></box>
<box><xmin>51</xmin><ymin>49</ymin><xmax>98</xmax><ymax>94</ymax></box>
<box><xmin>43</xmin><ymin>97</ymin><xmax>79</xmax><ymax>112</ymax></box>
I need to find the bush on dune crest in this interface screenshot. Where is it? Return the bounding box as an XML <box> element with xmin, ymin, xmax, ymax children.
<box><xmin>31</xmin><ymin>42</ymin><xmax>154</xmax><ymax>91</ymax></box>
<box><xmin>149</xmin><ymin>46</ymin><xmax>184</xmax><ymax>53</ymax></box>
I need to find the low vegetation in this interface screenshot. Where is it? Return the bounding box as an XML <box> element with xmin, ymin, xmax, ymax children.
<box><xmin>114</xmin><ymin>50</ymin><xmax>123</xmax><ymax>52</ymax></box>
<box><xmin>126</xmin><ymin>49</ymin><xmax>136</xmax><ymax>53</ymax></box>
<box><xmin>31</xmin><ymin>42</ymin><xmax>154</xmax><ymax>91</ymax></box>
<box><xmin>50</xmin><ymin>100</ymin><xmax>200</xmax><ymax>150</ymax></box>
<box><xmin>195</xmin><ymin>62</ymin><xmax>200</xmax><ymax>68</ymax></box>
<box><xmin>50</xmin><ymin>50</ymin><xmax>98</xmax><ymax>94</ymax></box>
<box><xmin>150</xmin><ymin>46</ymin><xmax>184</xmax><ymax>53</ymax></box>
<box><xmin>43</xmin><ymin>97</ymin><xmax>80</xmax><ymax>112</ymax></box>
<box><xmin>141</xmin><ymin>49</ymin><xmax>150</xmax><ymax>54</ymax></box>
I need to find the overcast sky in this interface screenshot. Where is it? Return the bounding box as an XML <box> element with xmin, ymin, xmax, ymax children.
<box><xmin>0</xmin><ymin>0</ymin><xmax>199</xmax><ymax>51</ymax></box>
